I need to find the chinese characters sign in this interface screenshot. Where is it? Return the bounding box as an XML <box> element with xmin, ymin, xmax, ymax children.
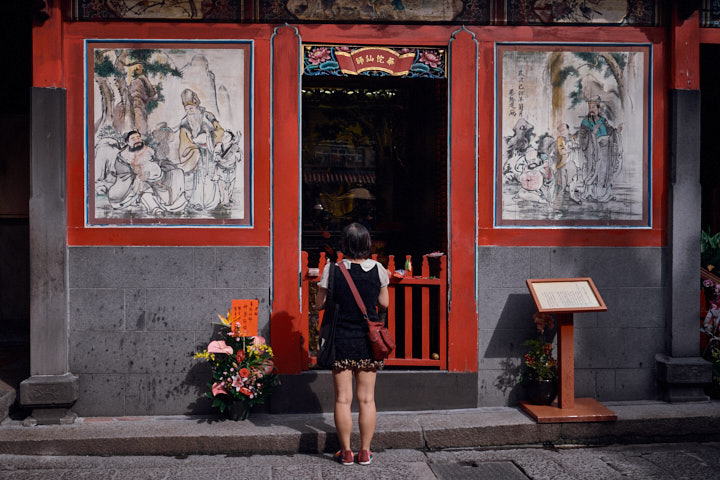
<box><xmin>231</xmin><ymin>299</ymin><xmax>259</xmax><ymax>337</ymax></box>
<box><xmin>336</xmin><ymin>47</ymin><xmax>416</xmax><ymax>76</ymax></box>
<box><xmin>304</xmin><ymin>45</ymin><xmax>446</xmax><ymax>79</ymax></box>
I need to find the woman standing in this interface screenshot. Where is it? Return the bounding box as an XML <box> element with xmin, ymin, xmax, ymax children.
<box><xmin>316</xmin><ymin>223</ymin><xmax>390</xmax><ymax>466</ymax></box>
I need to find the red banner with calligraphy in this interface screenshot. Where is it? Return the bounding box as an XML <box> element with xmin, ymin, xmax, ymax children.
<box><xmin>335</xmin><ymin>47</ymin><xmax>416</xmax><ymax>76</ymax></box>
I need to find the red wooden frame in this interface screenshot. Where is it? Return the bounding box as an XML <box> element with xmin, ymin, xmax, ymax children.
<box><xmin>46</xmin><ymin>19</ymin><xmax>274</xmax><ymax>246</ymax></box>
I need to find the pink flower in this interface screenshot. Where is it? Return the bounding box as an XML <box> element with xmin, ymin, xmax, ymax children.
<box><xmin>232</xmin><ymin>374</ymin><xmax>245</xmax><ymax>389</ymax></box>
<box><xmin>253</xmin><ymin>336</ymin><xmax>266</xmax><ymax>346</ymax></box>
<box><xmin>260</xmin><ymin>359</ymin><xmax>275</xmax><ymax>375</ymax></box>
<box><xmin>211</xmin><ymin>382</ymin><xmax>228</xmax><ymax>396</ymax></box>
<box><xmin>419</xmin><ymin>51</ymin><xmax>441</xmax><ymax>68</ymax></box>
<box><xmin>308</xmin><ymin>47</ymin><xmax>331</xmax><ymax>65</ymax></box>
<box><xmin>704</xmin><ymin>279</ymin><xmax>714</xmax><ymax>288</ymax></box>
<box><xmin>207</xmin><ymin>340</ymin><xmax>233</xmax><ymax>355</ymax></box>
<box><xmin>398</xmin><ymin>48</ymin><xmax>415</xmax><ymax>54</ymax></box>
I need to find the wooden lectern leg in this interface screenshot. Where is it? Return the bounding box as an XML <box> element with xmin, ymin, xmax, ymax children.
<box><xmin>557</xmin><ymin>313</ymin><xmax>574</xmax><ymax>409</ymax></box>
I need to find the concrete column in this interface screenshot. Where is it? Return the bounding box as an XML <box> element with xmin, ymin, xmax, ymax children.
<box><xmin>655</xmin><ymin>89</ymin><xmax>712</xmax><ymax>402</ymax></box>
<box><xmin>19</xmin><ymin>87</ymin><xmax>78</xmax><ymax>425</ymax></box>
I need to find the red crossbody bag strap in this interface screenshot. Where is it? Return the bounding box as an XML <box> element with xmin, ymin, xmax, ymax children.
<box><xmin>337</xmin><ymin>261</ymin><xmax>368</xmax><ymax>319</ymax></box>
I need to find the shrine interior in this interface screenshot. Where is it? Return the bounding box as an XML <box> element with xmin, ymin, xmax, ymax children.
<box><xmin>301</xmin><ymin>75</ymin><xmax>448</xmax><ymax>268</ymax></box>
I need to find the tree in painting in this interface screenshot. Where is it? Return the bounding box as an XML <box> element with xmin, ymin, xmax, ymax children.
<box><xmin>94</xmin><ymin>48</ymin><xmax>182</xmax><ymax>137</ymax></box>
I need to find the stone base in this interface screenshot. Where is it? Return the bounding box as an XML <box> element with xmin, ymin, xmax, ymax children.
<box><xmin>23</xmin><ymin>407</ymin><xmax>77</xmax><ymax>426</ymax></box>
<box><xmin>655</xmin><ymin>354</ymin><xmax>712</xmax><ymax>402</ymax></box>
<box><xmin>19</xmin><ymin>373</ymin><xmax>79</xmax><ymax>425</ymax></box>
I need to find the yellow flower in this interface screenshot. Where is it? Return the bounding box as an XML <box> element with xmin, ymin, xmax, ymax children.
<box><xmin>217</xmin><ymin>311</ymin><xmax>231</xmax><ymax>326</ymax></box>
<box><xmin>193</xmin><ymin>350</ymin><xmax>210</xmax><ymax>360</ymax></box>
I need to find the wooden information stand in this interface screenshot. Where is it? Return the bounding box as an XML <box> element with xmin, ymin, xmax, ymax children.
<box><xmin>519</xmin><ymin>278</ymin><xmax>617</xmax><ymax>424</ymax></box>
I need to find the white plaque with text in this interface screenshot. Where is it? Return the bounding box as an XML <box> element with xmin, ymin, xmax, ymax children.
<box><xmin>526</xmin><ymin>278</ymin><xmax>606</xmax><ymax>313</ymax></box>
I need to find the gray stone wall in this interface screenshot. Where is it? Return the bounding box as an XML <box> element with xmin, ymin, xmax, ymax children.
<box><xmin>477</xmin><ymin>246</ymin><xmax>666</xmax><ymax>406</ymax></box>
<box><xmin>68</xmin><ymin>246</ymin><xmax>271</xmax><ymax>416</ymax></box>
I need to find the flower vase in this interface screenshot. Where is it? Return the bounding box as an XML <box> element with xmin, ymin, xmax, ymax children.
<box><xmin>228</xmin><ymin>400</ymin><xmax>251</xmax><ymax>421</ymax></box>
<box><xmin>526</xmin><ymin>379</ymin><xmax>558</xmax><ymax>405</ymax></box>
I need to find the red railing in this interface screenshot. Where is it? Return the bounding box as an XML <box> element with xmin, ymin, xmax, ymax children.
<box><xmin>301</xmin><ymin>252</ymin><xmax>447</xmax><ymax>369</ymax></box>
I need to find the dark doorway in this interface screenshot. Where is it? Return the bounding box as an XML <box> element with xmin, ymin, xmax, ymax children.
<box><xmin>301</xmin><ymin>76</ymin><xmax>448</xmax><ymax>266</ymax></box>
<box><xmin>700</xmin><ymin>45</ymin><xmax>720</xmax><ymax>269</ymax></box>
<box><xmin>701</xmin><ymin>45</ymin><xmax>720</xmax><ymax>235</ymax></box>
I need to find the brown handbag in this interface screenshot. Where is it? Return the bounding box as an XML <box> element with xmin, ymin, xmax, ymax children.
<box><xmin>337</xmin><ymin>262</ymin><xmax>396</xmax><ymax>360</ymax></box>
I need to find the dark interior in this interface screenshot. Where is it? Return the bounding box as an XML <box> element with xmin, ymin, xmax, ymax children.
<box><xmin>301</xmin><ymin>75</ymin><xmax>448</xmax><ymax>267</ymax></box>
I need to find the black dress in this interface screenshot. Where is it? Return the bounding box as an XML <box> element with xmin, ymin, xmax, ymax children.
<box><xmin>330</xmin><ymin>262</ymin><xmax>385</xmax><ymax>371</ymax></box>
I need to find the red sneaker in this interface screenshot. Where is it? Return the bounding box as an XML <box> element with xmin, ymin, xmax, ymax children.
<box><xmin>334</xmin><ymin>450</ymin><xmax>354</xmax><ymax>466</ymax></box>
<box><xmin>358</xmin><ymin>450</ymin><xmax>373</xmax><ymax>465</ymax></box>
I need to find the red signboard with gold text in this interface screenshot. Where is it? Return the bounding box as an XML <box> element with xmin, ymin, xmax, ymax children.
<box><xmin>335</xmin><ymin>47</ymin><xmax>416</xmax><ymax>76</ymax></box>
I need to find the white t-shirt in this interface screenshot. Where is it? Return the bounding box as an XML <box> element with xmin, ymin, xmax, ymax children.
<box><xmin>317</xmin><ymin>259</ymin><xmax>390</xmax><ymax>289</ymax></box>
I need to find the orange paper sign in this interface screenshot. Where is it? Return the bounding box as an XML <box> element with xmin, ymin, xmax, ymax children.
<box><xmin>230</xmin><ymin>299</ymin><xmax>259</xmax><ymax>337</ymax></box>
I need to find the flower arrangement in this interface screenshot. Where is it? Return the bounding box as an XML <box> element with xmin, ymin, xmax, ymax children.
<box><xmin>193</xmin><ymin>311</ymin><xmax>279</xmax><ymax>415</ymax></box>
<box><xmin>520</xmin><ymin>312</ymin><xmax>558</xmax><ymax>383</ymax></box>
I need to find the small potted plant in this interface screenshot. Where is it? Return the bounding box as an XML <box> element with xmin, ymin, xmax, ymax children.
<box><xmin>521</xmin><ymin>312</ymin><xmax>558</xmax><ymax>405</ymax></box>
<box><xmin>193</xmin><ymin>310</ymin><xmax>279</xmax><ymax>420</ymax></box>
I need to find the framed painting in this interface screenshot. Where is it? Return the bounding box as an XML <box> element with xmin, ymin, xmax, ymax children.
<box><xmin>86</xmin><ymin>40</ymin><xmax>253</xmax><ymax>227</ymax></box>
<box><xmin>255</xmin><ymin>0</ymin><xmax>491</xmax><ymax>23</ymax></box>
<box><xmin>71</xmin><ymin>0</ymin><xmax>247</xmax><ymax>21</ymax></box>
<box><xmin>504</xmin><ymin>0</ymin><xmax>659</xmax><ymax>26</ymax></box>
<box><xmin>495</xmin><ymin>43</ymin><xmax>651</xmax><ymax>227</ymax></box>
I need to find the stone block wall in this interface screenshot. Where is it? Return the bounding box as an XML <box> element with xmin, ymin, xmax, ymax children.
<box><xmin>68</xmin><ymin>246</ymin><xmax>271</xmax><ymax>416</ymax></box>
<box><xmin>477</xmin><ymin>246</ymin><xmax>667</xmax><ymax>406</ymax></box>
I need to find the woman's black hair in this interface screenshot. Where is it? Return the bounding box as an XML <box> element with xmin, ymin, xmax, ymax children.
<box><xmin>341</xmin><ymin>222</ymin><xmax>372</xmax><ymax>259</ymax></box>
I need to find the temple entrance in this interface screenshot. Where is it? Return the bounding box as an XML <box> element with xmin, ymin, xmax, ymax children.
<box><xmin>301</xmin><ymin>75</ymin><xmax>448</xmax><ymax>264</ymax></box>
<box><xmin>300</xmin><ymin>71</ymin><xmax>449</xmax><ymax>368</ymax></box>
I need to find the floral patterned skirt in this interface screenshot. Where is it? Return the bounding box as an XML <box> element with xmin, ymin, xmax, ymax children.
<box><xmin>331</xmin><ymin>358</ymin><xmax>385</xmax><ymax>372</ymax></box>
<box><xmin>332</xmin><ymin>325</ymin><xmax>384</xmax><ymax>371</ymax></box>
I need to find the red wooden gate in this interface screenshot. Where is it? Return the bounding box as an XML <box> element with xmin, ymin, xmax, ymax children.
<box><xmin>301</xmin><ymin>252</ymin><xmax>447</xmax><ymax>369</ymax></box>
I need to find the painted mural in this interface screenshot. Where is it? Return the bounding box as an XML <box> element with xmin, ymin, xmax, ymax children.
<box><xmin>496</xmin><ymin>44</ymin><xmax>650</xmax><ymax>227</ymax></box>
<box><xmin>505</xmin><ymin>0</ymin><xmax>658</xmax><ymax>25</ymax></box>
<box><xmin>703</xmin><ymin>0</ymin><xmax>720</xmax><ymax>27</ymax></box>
<box><xmin>72</xmin><ymin>0</ymin><xmax>664</xmax><ymax>24</ymax></box>
<box><xmin>71</xmin><ymin>0</ymin><xmax>246</xmax><ymax>20</ymax></box>
<box><xmin>256</xmin><ymin>0</ymin><xmax>491</xmax><ymax>23</ymax></box>
<box><xmin>86</xmin><ymin>42</ymin><xmax>252</xmax><ymax>226</ymax></box>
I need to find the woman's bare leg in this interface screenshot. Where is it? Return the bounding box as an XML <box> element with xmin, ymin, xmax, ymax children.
<box><xmin>332</xmin><ymin>369</ymin><xmax>354</xmax><ymax>452</ymax></box>
<box><xmin>355</xmin><ymin>369</ymin><xmax>377</xmax><ymax>451</ymax></box>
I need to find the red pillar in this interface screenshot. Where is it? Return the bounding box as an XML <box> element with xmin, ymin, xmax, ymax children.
<box><xmin>271</xmin><ymin>26</ymin><xmax>302</xmax><ymax>373</ymax></box>
<box><xmin>670</xmin><ymin>4</ymin><xmax>700</xmax><ymax>91</ymax></box>
<box><xmin>32</xmin><ymin>1</ymin><xmax>63</xmax><ymax>88</ymax></box>
<box><xmin>448</xmin><ymin>28</ymin><xmax>479</xmax><ymax>372</ymax></box>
